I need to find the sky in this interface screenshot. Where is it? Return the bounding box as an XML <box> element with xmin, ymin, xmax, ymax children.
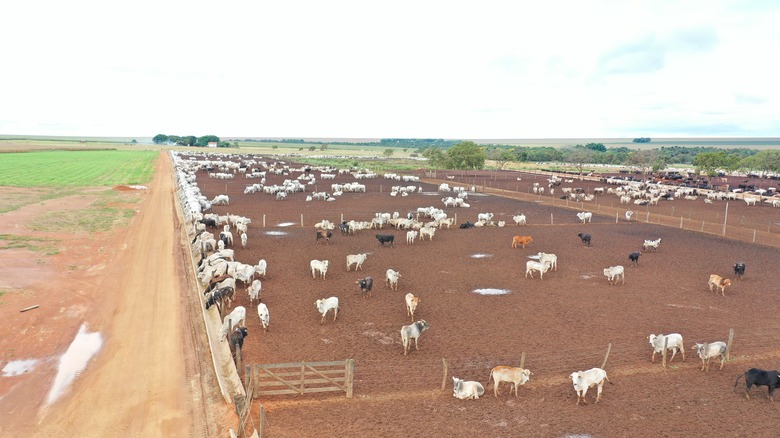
<box><xmin>2</xmin><ymin>0</ymin><xmax>779</xmax><ymax>139</ymax></box>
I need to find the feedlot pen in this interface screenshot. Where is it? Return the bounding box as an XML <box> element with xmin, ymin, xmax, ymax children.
<box><xmin>183</xmin><ymin>155</ymin><xmax>780</xmax><ymax>437</ymax></box>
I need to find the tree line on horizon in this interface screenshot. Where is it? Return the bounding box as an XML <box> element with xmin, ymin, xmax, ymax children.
<box><xmin>153</xmin><ymin>134</ymin><xmax>231</xmax><ymax>147</ymax></box>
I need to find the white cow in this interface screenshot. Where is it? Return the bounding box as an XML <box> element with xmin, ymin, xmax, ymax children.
<box><xmin>487</xmin><ymin>366</ymin><xmax>532</xmax><ymax>397</ymax></box>
<box><xmin>401</xmin><ymin>320</ymin><xmax>429</xmax><ymax>355</ymax></box>
<box><xmin>477</xmin><ymin>212</ymin><xmax>494</xmax><ymax>222</ymax></box>
<box><xmin>570</xmin><ymin>368</ymin><xmax>611</xmax><ymax>404</ymax></box>
<box><xmin>386</xmin><ymin>268</ymin><xmax>401</xmax><ymax>291</ymax></box>
<box><xmin>642</xmin><ymin>238</ymin><xmax>661</xmax><ymax>251</ymax></box>
<box><xmin>257</xmin><ymin>301</ymin><xmax>270</xmax><ymax>332</ymax></box>
<box><xmin>315</xmin><ymin>296</ymin><xmax>339</xmax><ymax>324</ymax></box>
<box><xmin>346</xmin><ymin>253</ymin><xmax>367</xmax><ymax>271</ymax></box>
<box><xmin>246</xmin><ymin>279</ymin><xmax>261</xmax><ymax>302</ymax></box>
<box><xmin>603</xmin><ymin>265</ymin><xmax>625</xmax><ymax>285</ymax></box>
<box><xmin>625</xmin><ymin>210</ymin><xmax>634</xmax><ymax>222</ymax></box>
<box><xmin>310</xmin><ymin>259</ymin><xmax>329</xmax><ymax>279</ymax></box>
<box><xmin>648</xmin><ymin>333</ymin><xmax>685</xmax><ymax>363</ymax></box>
<box><xmin>452</xmin><ymin>377</ymin><xmax>485</xmax><ymax>400</ymax></box>
<box><xmin>513</xmin><ymin>214</ymin><xmax>527</xmax><ymax>226</ymax></box>
<box><xmin>220</xmin><ymin>306</ymin><xmax>246</xmax><ymax>341</ymax></box>
<box><xmin>254</xmin><ymin>259</ymin><xmax>267</xmax><ymax>278</ymax></box>
<box><xmin>576</xmin><ymin>211</ymin><xmax>592</xmax><ymax>223</ymax></box>
<box><xmin>692</xmin><ymin>341</ymin><xmax>728</xmax><ymax>371</ymax></box>
<box><xmin>406</xmin><ymin>230</ymin><xmax>418</xmax><ymax>244</ymax></box>
<box><xmin>419</xmin><ymin>226</ymin><xmax>436</xmax><ymax>241</ymax></box>
<box><xmin>525</xmin><ymin>260</ymin><xmax>550</xmax><ymax>280</ymax></box>
<box><xmin>529</xmin><ymin>252</ymin><xmax>557</xmax><ymax>271</ymax></box>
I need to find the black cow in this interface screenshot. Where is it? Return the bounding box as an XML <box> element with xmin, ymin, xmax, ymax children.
<box><xmin>230</xmin><ymin>327</ymin><xmax>248</xmax><ymax>361</ymax></box>
<box><xmin>357</xmin><ymin>277</ymin><xmax>374</xmax><ymax>298</ymax></box>
<box><xmin>734</xmin><ymin>262</ymin><xmax>746</xmax><ymax>280</ymax></box>
<box><xmin>316</xmin><ymin>230</ymin><xmax>333</xmax><ymax>244</ymax></box>
<box><xmin>735</xmin><ymin>368</ymin><xmax>780</xmax><ymax>401</ymax></box>
<box><xmin>376</xmin><ymin>234</ymin><xmax>395</xmax><ymax>246</ymax></box>
<box><xmin>198</xmin><ymin>218</ymin><xmax>217</xmax><ymax>229</ymax></box>
<box><xmin>339</xmin><ymin>221</ymin><xmax>350</xmax><ymax>235</ymax></box>
<box><xmin>577</xmin><ymin>233</ymin><xmax>591</xmax><ymax>246</ymax></box>
<box><xmin>460</xmin><ymin>221</ymin><xmax>475</xmax><ymax>229</ymax></box>
<box><xmin>629</xmin><ymin>252</ymin><xmax>641</xmax><ymax>266</ymax></box>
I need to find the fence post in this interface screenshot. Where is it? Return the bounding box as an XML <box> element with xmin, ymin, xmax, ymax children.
<box><xmin>300</xmin><ymin>214</ymin><xmax>304</xmax><ymax>227</ymax></box>
<box><xmin>263</xmin><ymin>214</ymin><xmax>266</xmax><ymax>227</ymax></box>
<box><xmin>680</xmin><ymin>216</ymin><xmax>683</xmax><ymax>228</ymax></box>
<box><xmin>441</xmin><ymin>358</ymin><xmax>448</xmax><ymax>391</ymax></box>
<box><xmin>662</xmin><ymin>337</ymin><xmax>668</xmax><ymax>368</ymax></box>
<box><xmin>345</xmin><ymin>359</ymin><xmax>355</xmax><ymax>398</ymax></box>
<box><xmin>601</xmin><ymin>343</ymin><xmax>612</xmax><ymax>369</ymax></box>
<box><xmin>615</xmin><ymin>212</ymin><xmax>618</xmax><ymax>223</ymax></box>
<box><xmin>300</xmin><ymin>362</ymin><xmax>305</xmax><ymax>393</ymax></box>
<box><xmin>260</xmin><ymin>404</ymin><xmax>265</xmax><ymax>438</ymax></box>
<box><xmin>520</xmin><ymin>352</ymin><xmax>526</xmax><ymax>369</ymax></box>
<box><xmin>727</xmin><ymin>328</ymin><xmax>734</xmax><ymax>360</ymax></box>
<box><xmin>550</xmin><ymin>213</ymin><xmax>554</xmax><ymax>225</ymax></box>
<box><xmin>753</xmin><ymin>229</ymin><xmax>756</xmax><ymax>243</ymax></box>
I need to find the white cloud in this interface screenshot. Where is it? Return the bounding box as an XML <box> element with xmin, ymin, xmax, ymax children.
<box><xmin>1</xmin><ymin>0</ymin><xmax>779</xmax><ymax>138</ymax></box>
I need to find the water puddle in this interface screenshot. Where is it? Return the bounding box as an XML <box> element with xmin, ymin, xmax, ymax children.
<box><xmin>470</xmin><ymin>253</ymin><xmax>493</xmax><ymax>258</ymax></box>
<box><xmin>45</xmin><ymin>323</ymin><xmax>103</xmax><ymax>405</ymax></box>
<box><xmin>2</xmin><ymin>359</ymin><xmax>39</xmax><ymax>376</ymax></box>
<box><xmin>264</xmin><ymin>231</ymin><xmax>288</xmax><ymax>236</ymax></box>
<box><xmin>277</xmin><ymin>222</ymin><xmax>297</xmax><ymax>227</ymax></box>
<box><xmin>473</xmin><ymin>288</ymin><xmax>510</xmax><ymax>295</ymax></box>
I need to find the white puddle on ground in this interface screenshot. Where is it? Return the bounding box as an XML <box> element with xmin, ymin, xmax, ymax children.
<box><xmin>470</xmin><ymin>253</ymin><xmax>493</xmax><ymax>259</ymax></box>
<box><xmin>45</xmin><ymin>323</ymin><xmax>103</xmax><ymax>405</ymax></box>
<box><xmin>2</xmin><ymin>359</ymin><xmax>39</xmax><ymax>376</ymax></box>
<box><xmin>473</xmin><ymin>288</ymin><xmax>510</xmax><ymax>295</ymax></box>
<box><xmin>277</xmin><ymin>222</ymin><xmax>297</xmax><ymax>227</ymax></box>
<box><xmin>264</xmin><ymin>231</ymin><xmax>288</xmax><ymax>236</ymax></box>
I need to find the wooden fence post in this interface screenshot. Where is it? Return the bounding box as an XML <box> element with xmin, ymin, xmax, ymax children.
<box><xmin>662</xmin><ymin>337</ymin><xmax>668</xmax><ymax>368</ymax></box>
<box><xmin>615</xmin><ymin>212</ymin><xmax>618</xmax><ymax>223</ymax></box>
<box><xmin>727</xmin><ymin>328</ymin><xmax>734</xmax><ymax>360</ymax></box>
<box><xmin>679</xmin><ymin>216</ymin><xmax>683</xmax><ymax>228</ymax></box>
<box><xmin>345</xmin><ymin>359</ymin><xmax>355</xmax><ymax>398</ymax></box>
<box><xmin>263</xmin><ymin>214</ymin><xmax>266</xmax><ymax>228</ymax></box>
<box><xmin>441</xmin><ymin>358</ymin><xmax>448</xmax><ymax>391</ymax></box>
<box><xmin>300</xmin><ymin>362</ymin><xmax>306</xmax><ymax>394</ymax></box>
<box><xmin>519</xmin><ymin>352</ymin><xmax>526</xmax><ymax>369</ymax></box>
<box><xmin>259</xmin><ymin>404</ymin><xmax>265</xmax><ymax>438</ymax></box>
<box><xmin>550</xmin><ymin>213</ymin><xmax>554</xmax><ymax>225</ymax></box>
<box><xmin>300</xmin><ymin>214</ymin><xmax>304</xmax><ymax>227</ymax></box>
<box><xmin>601</xmin><ymin>343</ymin><xmax>612</xmax><ymax>369</ymax></box>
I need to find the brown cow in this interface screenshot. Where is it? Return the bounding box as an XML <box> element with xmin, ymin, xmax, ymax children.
<box><xmin>511</xmin><ymin>235</ymin><xmax>533</xmax><ymax>249</ymax></box>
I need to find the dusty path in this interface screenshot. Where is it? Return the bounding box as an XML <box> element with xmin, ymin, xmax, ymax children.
<box><xmin>0</xmin><ymin>152</ymin><xmax>224</xmax><ymax>437</ymax></box>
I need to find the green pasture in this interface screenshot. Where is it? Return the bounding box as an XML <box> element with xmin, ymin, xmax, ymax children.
<box><xmin>0</xmin><ymin>150</ymin><xmax>157</xmax><ymax>187</ymax></box>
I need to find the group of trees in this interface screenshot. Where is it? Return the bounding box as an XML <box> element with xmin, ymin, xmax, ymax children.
<box><xmin>152</xmin><ymin>134</ymin><xmax>231</xmax><ymax>147</ymax></box>
<box><xmin>693</xmin><ymin>149</ymin><xmax>780</xmax><ymax>176</ymax></box>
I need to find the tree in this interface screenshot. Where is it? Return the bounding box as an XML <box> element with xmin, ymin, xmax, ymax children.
<box><xmin>320</xmin><ymin>144</ymin><xmax>329</xmax><ymax>151</ymax></box>
<box><xmin>152</xmin><ymin>134</ymin><xmax>168</xmax><ymax>145</ymax></box>
<box><xmin>626</xmin><ymin>149</ymin><xmax>661</xmax><ymax>177</ymax></box>
<box><xmin>178</xmin><ymin>136</ymin><xmax>197</xmax><ymax>146</ymax></box>
<box><xmin>565</xmin><ymin>147</ymin><xmax>595</xmax><ymax>175</ymax></box>
<box><xmin>196</xmin><ymin>135</ymin><xmax>220</xmax><ymax>147</ymax></box>
<box><xmin>308</xmin><ymin>145</ymin><xmax>316</xmax><ymax>151</ymax></box>
<box><xmin>750</xmin><ymin>150</ymin><xmax>780</xmax><ymax>174</ymax></box>
<box><xmin>130</xmin><ymin>139</ymin><xmax>137</xmax><ymax>145</ymax></box>
<box><xmin>488</xmin><ymin>148</ymin><xmax>516</xmax><ymax>170</ymax></box>
<box><xmin>383</xmin><ymin>149</ymin><xmax>394</xmax><ymax>157</ymax></box>
<box><xmin>446</xmin><ymin>141</ymin><xmax>486</xmax><ymax>170</ymax></box>
<box><xmin>167</xmin><ymin>135</ymin><xmax>181</xmax><ymax>145</ymax></box>
<box><xmin>421</xmin><ymin>147</ymin><xmax>448</xmax><ymax>170</ymax></box>
<box><xmin>585</xmin><ymin>143</ymin><xmax>606</xmax><ymax>152</ymax></box>
<box><xmin>693</xmin><ymin>151</ymin><xmax>738</xmax><ymax>176</ymax></box>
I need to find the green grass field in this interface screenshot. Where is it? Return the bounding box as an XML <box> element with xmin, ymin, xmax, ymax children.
<box><xmin>0</xmin><ymin>150</ymin><xmax>157</xmax><ymax>187</ymax></box>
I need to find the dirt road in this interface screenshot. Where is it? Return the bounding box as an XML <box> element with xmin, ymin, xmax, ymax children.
<box><xmin>0</xmin><ymin>152</ymin><xmax>226</xmax><ymax>437</ymax></box>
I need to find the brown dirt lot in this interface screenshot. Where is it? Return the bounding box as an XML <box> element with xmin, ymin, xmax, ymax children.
<box><xmin>191</xmin><ymin>157</ymin><xmax>780</xmax><ymax>437</ymax></box>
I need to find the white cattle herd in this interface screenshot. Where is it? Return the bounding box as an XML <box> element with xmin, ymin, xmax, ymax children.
<box><xmin>173</xmin><ymin>150</ymin><xmax>758</xmax><ymax>406</ymax></box>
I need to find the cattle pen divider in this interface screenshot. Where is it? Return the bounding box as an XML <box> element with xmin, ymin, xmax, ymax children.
<box><xmin>246</xmin><ymin>359</ymin><xmax>355</xmax><ymax>398</ymax></box>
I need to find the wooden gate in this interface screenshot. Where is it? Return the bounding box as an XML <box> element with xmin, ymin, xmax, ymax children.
<box><xmin>248</xmin><ymin>360</ymin><xmax>354</xmax><ymax>398</ymax></box>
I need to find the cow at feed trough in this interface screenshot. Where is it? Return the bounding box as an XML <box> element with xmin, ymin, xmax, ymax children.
<box><xmin>692</xmin><ymin>341</ymin><xmax>727</xmax><ymax>371</ymax></box>
<box><xmin>648</xmin><ymin>333</ymin><xmax>685</xmax><ymax>363</ymax></box>
<box><xmin>257</xmin><ymin>300</ymin><xmax>270</xmax><ymax>332</ymax></box>
<box><xmin>405</xmin><ymin>293</ymin><xmax>420</xmax><ymax>321</ymax></box>
<box><xmin>577</xmin><ymin>233</ymin><xmax>591</xmax><ymax>246</ymax></box>
<box><xmin>452</xmin><ymin>377</ymin><xmax>485</xmax><ymax>400</ymax></box>
<box><xmin>570</xmin><ymin>367</ymin><xmax>612</xmax><ymax>404</ymax></box>
<box><xmin>375</xmin><ymin>234</ymin><xmax>395</xmax><ymax>246</ymax></box>
<box><xmin>708</xmin><ymin>274</ymin><xmax>731</xmax><ymax>296</ymax></box>
<box><xmin>229</xmin><ymin>326</ymin><xmax>248</xmax><ymax>361</ymax></box>
<box><xmin>385</xmin><ymin>269</ymin><xmax>401</xmax><ymax>291</ymax></box>
<box><xmin>486</xmin><ymin>366</ymin><xmax>532</xmax><ymax>397</ymax></box>
<box><xmin>315</xmin><ymin>297</ymin><xmax>339</xmax><ymax>324</ymax></box>
<box><xmin>629</xmin><ymin>252</ymin><xmax>641</xmax><ymax>266</ymax></box>
<box><xmin>310</xmin><ymin>259</ymin><xmax>329</xmax><ymax>279</ymax></box>
<box><xmin>400</xmin><ymin>320</ymin><xmax>429</xmax><ymax>355</ymax></box>
<box><xmin>512</xmin><ymin>235</ymin><xmax>533</xmax><ymax>249</ymax></box>
<box><xmin>316</xmin><ymin>229</ymin><xmax>333</xmax><ymax>244</ymax></box>
<box><xmin>734</xmin><ymin>262</ymin><xmax>746</xmax><ymax>280</ymax></box>
<box><xmin>735</xmin><ymin>368</ymin><xmax>780</xmax><ymax>400</ymax></box>
<box><xmin>603</xmin><ymin>265</ymin><xmax>624</xmax><ymax>285</ymax></box>
<box><xmin>357</xmin><ymin>277</ymin><xmax>373</xmax><ymax>298</ymax></box>
<box><xmin>576</xmin><ymin>212</ymin><xmax>592</xmax><ymax>223</ymax></box>
<box><xmin>220</xmin><ymin>306</ymin><xmax>247</xmax><ymax>341</ymax></box>
<box><xmin>346</xmin><ymin>253</ymin><xmax>368</xmax><ymax>271</ymax></box>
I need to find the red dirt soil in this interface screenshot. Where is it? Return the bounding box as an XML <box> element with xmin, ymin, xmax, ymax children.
<box><xmin>189</xmin><ymin>157</ymin><xmax>780</xmax><ymax>437</ymax></box>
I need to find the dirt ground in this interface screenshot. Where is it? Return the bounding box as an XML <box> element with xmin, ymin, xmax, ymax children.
<box><xmin>191</xmin><ymin>157</ymin><xmax>780</xmax><ymax>437</ymax></box>
<box><xmin>2</xmin><ymin>152</ymin><xmax>779</xmax><ymax>438</ymax></box>
<box><xmin>0</xmin><ymin>153</ymin><xmax>229</xmax><ymax>437</ymax></box>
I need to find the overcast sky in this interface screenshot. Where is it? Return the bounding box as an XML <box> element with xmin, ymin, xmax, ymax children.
<box><xmin>2</xmin><ymin>1</ymin><xmax>779</xmax><ymax>139</ymax></box>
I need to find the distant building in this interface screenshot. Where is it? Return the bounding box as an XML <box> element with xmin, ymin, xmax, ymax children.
<box><xmin>207</xmin><ymin>142</ymin><xmax>218</xmax><ymax>148</ymax></box>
